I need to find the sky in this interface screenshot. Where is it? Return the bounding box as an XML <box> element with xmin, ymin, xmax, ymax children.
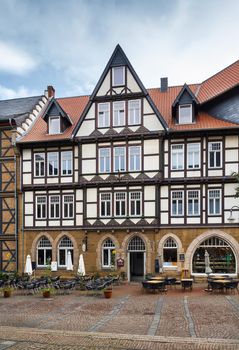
<box><xmin>0</xmin><ymin>0</ymin><xmax>239</xmax><ymax>100</ymax></box>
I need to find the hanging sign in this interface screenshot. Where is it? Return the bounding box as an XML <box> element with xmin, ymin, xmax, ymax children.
<box><xmin>117</xmin><ymin>258</ymin><xmax>124</xmax><ymax>267</ymax></box>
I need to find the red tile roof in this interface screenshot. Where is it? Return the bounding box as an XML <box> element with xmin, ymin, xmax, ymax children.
<box><xmin>19</xmin><ymin>60</ymin><xmax>239</xmax><ymax>143</ymax></box>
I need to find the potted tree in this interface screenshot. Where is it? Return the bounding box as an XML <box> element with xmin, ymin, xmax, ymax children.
<box><xmin>2</xmin><ymin>286</ymin><xmax>13</xmax><ymax>298</ymax></box>
<box><xmin>103</xmin><ymin>286</ymin><xmax>112</xmax><ymax>299</ymax></box>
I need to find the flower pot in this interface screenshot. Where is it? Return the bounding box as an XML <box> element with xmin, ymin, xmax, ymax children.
<box><xmin>3</xmin><ymin>290</ymin><xmax>11</xmax><ymax>298</ymax></box>
<box><xmin>43</xmin><ymin>290</ymin><xmax>51</xmax><ymax>298</ymax></box>
<box><xmin>104</xmin><ymin>289</ymin><xmax>112</xmax><ymax>299</ymax></box>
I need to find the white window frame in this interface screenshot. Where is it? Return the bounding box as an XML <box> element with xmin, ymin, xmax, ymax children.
<box><xmin>102</xmin><ymin>239</ymin><xmax>115</xmax><ymax>268</ymax></box>
<box><xmin>114</xmin><ymin>192</ymin><xmax>126</xmax><ymax>217</ymax></box>
<box><xmin>112</xmin><ymin>66</ymin><xmax>125</xmax><ymax>86</ymax></box>
<box><xmin>47</xmin><ymin>152</ymin><xmax>59</xmax><ymax>177</ymax></box>
<box><xmin>49</xmin><ymin>195</ymin><xmax>60</xmax><ymax>219</ymax></box>
<box><xmin>61</xmin><ymin>151</ymin><xmax>73</xmax><ymax>176</ymax></box>
<box><xmin>171</xmin><ymin>191</ymin><xmax>184</xmax><ymax>216</ymax></box>
<box><xmin>129</xmin><ymin>192</ymin><xmax>141</xmax><ymax>217</ymax></box>
<box><xmin>187</xmin><ymin>190</ymin><xmax>200</xmax><ymax>216</ymax></box>
<box><xmin>208</xmin><ymin>141</ymin><xmax>222</xmax><ymax>169</ymax></box>
<box><xmin>36</xmin><ymin>196</ymin><xmax>47</xmax><ymax>219</ymax></box>
<box><xmin>179</xmin><ymin>104</ymin><xmax>192</xmax><ymax>124</ymax></box>
<box><xmin>37</xmin><ymin>237</ymin><xmax>52</xmax><ymax>267</ymax></box>
<box><xmin>113</xmin><ymin>101</ymin><xmax>125</xmax><ymax>127</ymax></box>
<box><xmin>100</xmin><ymin>193</ymin><xmax>112</xmax><ymax>217</ymax></box>
<box><xmin>129</xmin><ymin>146</ymin><xmax>141</xmax><ymax>171</ymax></box>
<box><xmin>128</xmin><ymin>99</ymin><xmax>141</xmax><ymax>125</ymax></box>
<box><xmin>98</xmin><ymin>103</ymin><xmax>110</xmax><ymax>128</ymax></box>
<box><xmin>171</xmin><ymin>144</ymin><xmax>184</xmax><ymax>170</ymax></box>
<box><xmin>49</xmin><ymin>116</ymin><xmax>61</xmax><ymax>134</ymax></box>
<box><xmin>34</xmin><ymin>153</ymin><xmax>45</xmax><ymax>177</ymax></box>
<box><xmin>99</xmin><ymin>148</ymin><xmax>111</xmax><ymax>173</ymax></box>
<box><xmin>62</xmin><ymin>195</ymin><xmax>74</xmax><ymax>219</ymax></box>
<box><xmin>113</xmin><ymin>147</ymin><xmax>126</xmax><ymax>172</ymax></box>
<box><xmin>208</xmin><ymin>189</ymin><xmax>221</xmax><ymax>215</ymax></box>
<box><xmin>187</xmin><ymin>143</ymin><xmax>200</xmax><ymax>169</ymax></box>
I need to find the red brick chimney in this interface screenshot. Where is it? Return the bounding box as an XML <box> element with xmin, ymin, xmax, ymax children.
<box><xmin>47</xmin><ymin>85</ymin><xmax>55</xmax><ymax>98</ymax></box>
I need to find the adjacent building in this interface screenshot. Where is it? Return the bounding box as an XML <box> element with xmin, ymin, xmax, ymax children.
<box><xmin>15</xmin><ymin>46</ymin><xmax>239</xmax><ymax>280</ymax></box>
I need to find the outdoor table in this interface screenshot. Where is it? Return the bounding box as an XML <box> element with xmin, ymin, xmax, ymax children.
<box><xmin>181</xmin><ymin>278</ymin><xmax>194</xmax><ymax>291</ymax></box>
<box><xmin>142</xmin><ymin>280</ymin><xmax>166</xmax><ymax>293</ymax></box>
<box><xmin>147</xmin><ymin>276</ymin><xmax>165</xmax><ymax>281</ymax></box>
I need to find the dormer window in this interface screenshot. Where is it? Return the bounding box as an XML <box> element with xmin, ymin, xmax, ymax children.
<box><xmin>49</xmin><ymin>116</ymin><xmax>61</xmax><ymax>134</ymax></box>
<box><xmin>179</xmin><ymin>104</ymin><xmax>192</xmax><ymax>124</ymax></box>
<box><xmin>112</xmin><ymin>66</ymin><xmax>125</xmax><ymax>86</ymax></box>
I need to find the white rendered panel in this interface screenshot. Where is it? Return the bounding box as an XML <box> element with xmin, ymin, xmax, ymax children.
<box><xmin>35</xmin><ymin>221</ymin><xmax>47</xmax><ymax>227</ymax></box>
<box><xmin>76</xmin><ymin>189</ymin><xmax>83</xmax><ymax>201</ymax></box>
<box><xmin>127</xmin><ymin>68</ymin><xmax>141</xmax><ymax>93</ymax></box>
<box><xmin>208</xmin><ymin>217</ymin><xmax>222</xmax><ymax>224</ymax></box>
<box><xmin>225</xmin><ymin>149</ymin><xmax>238</xmax><ymax>162</ymax></box>
<box><xmin>33</xmin><ymin>179</ymin><xmax>45</xmax><ymax>185</ymax></box>
<box><xmin>76</xmin><ymin>120</ymin><xmax>95</xmax><ymax>137</ymax></box>
<box><xmin>225</xmin><ymin>163</ymin><xmax>238</xmax><ymax>176</ymax></box>
<box><xmin>82</xmin><ymin>144</ymin><xmax>96</xmax><ymax>158</ymax></box>
<box><xmin>87</xmin><ymin>203</ymin><xmax>97</xmax><ymax>217</ymax></box>
<box><xmin>48</xmin><ymin>221</ymin><xmax>60</xmax><ymax>227</ymax></box>
<box><xmin>144</xmin><ymin>202</ymin><xmax>155</xmax><ymax>217</ymax></box>
<box><xmin>171</xmin><ymin>172</ymin><xmax>184</xmax><ymax>178</ymax></box>
<box><xmin>160</xmin><ymin>199</ymin><xmax>168</xmax><ymax>211</ymax></box>
<box><xmin>25</xmin><ymin>216</ymin><xmax>33</xmax><ymax>227</ymax></box>
<box><xmin>87</xmin><ymin>188</ymin><xmax>97</xmax><ymax>202</ymax></box>
<box><xmin>47</xmin><ymin>178</ymin><xmax>59</xmax><ymax>184</ymax></box>
<box><xmin>171</xmin><ymin>218</ymin><xmax>184</xmax><ymax>224</ymax></box>
<box><xmin>144</xmin><ymin>155</ymin><xmax>159</xmax><ymax>171</ymax></box>
<box><xmin>62</xmin><ymin>220</ymin><xmax>74</xmax><ymax>226</ymax></box>
<box><xmin>144</xmin><ymin>186</ymin><xmax>155</xmax><ymax>200</ymax></box>
<box><xmin>22</xmin><ymin>149</ymin><xmax>31</xmax><ymax>160</ymax></box>
<box><xmin>225</xmin><ymin>135</ymin><xmax>238</xmax><ymax>148</ymax></box>
<box><xmin>143</xmin><ymin>98</ymin><xmax>154</xmax><ymax>114</ymax></box>
<box><xmin>187</xmin><ymin>217</ymin><xmax>200</xmax><ymax>224</ymax></box>
<box><xmin>161</xmin><ymin>212</ymin><xmax>169</xmax><ymax>224</ymax></box>
<box><xmin>23</xmin><ymin>161</ymin><xmax>31</xmax><ymax>173</ymax></box>
<box><xmin>82</xmin><ymin>159</ymin><xmax>96</xmax><ymax>174</ymax></box>
<box><xmin>208</xmin><ymin>170</ymin><xmax>223</xmax><ymax>177</ymax></box>
<box><xmin>144</xmin><ymin>139</ymin><xmax>159</xmax><ymax>154</ymax></box>
<box><xmin>144</xmin><ymin>114</ymin><xmax>164</xmax><ymax>131</ymax></box>
<box><xmin>23</xmin><ymin>174</ymin><xmax>31</xmax><ymax>185</ymax></box>
<box><xmin>61</xmin><ymin>177</ymin><xmax>73</xmax><ymax>183</ymax></box>
<box><xmin>97</xmin><ymin>71</ymin><xmax>110</xmax><ymax>96</ymax></box>
<box><xmin>25</xmin><ymin>192</ymin><xmax>33</xmax><ymax>202</ymax></box>
<box><xmin>76</xmin><ymin>202</ymin><xmax>83</xmax><ymax>213</ymax></box>
<box><xmin>161</xmin><ymin>186</ymin><xmax>168</xmax><ymax>198</ymax></box>
<box><xmin>76</xmin><ymin>214</ymin><xmax>83</xmax><ymax>226</ymax></box>
<box><xmin>25</xmin><ymin>204</ymin><xmax>33</xmax><ymax>215</ymax></box>
<box><xmin>186</xmin><ymin>171</ymin><xmax>201</xmax><ymax>177</ymax></box>
<box><xmin>85</xmin><ymin>103</ymin><xmax>95</xmax><ymax>120</ymax></box>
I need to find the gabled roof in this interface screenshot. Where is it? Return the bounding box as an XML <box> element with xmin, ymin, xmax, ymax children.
<box><xmin>73</xmin><ymin>44</ymin><xmax>168</xmax><ymax>136</ymax></box>
<box><xmin>42</xmin><ymin>98</ymin><xmax>73</xmax><ymax>125</ymax></box>
<box><xmin>0</xmin><ymin>96</ymin><xmax>43</xmax><ymax>121</ymax></box>
<box><xmin>172</xmin><ymin>83</ymin><xmax>198</xmax><ymax>107</ymax></box>
<box><xmin>196</xmin><ymin>59</ymin><xmax>239</xmax><ymax>103</ymax></box>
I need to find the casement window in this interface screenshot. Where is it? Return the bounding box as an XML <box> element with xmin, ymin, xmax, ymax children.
<box><xmin>58</xmin><ymin>236</ymin><xmax>73</xmax><ymax>267</ymax></box>
<box><xmin>179</xmin><ymin>104</ymin><xmax>192</xmax><ymax>124</ymax></box>
<box><xmin>114</xmin><ymin>147</ymin><xmax>126</xmax><ymax>172</ymax></box>
<box><xmin>61</xmin><ymin>151</ymin><xmax>72</xmax><ymax>176</ymax></box>
<box><xmin>63</xmin><ymin>195</ymin><xmax>74</xmax><ymax>218</ymax></box>
<box><xmin>187</xmin><ymin>190</ymin><xmax>200</xmax><ymax>216</ymax></box>
<box><xmin>171</xmin><ymin>191</ymin><xmax>183</xmax><ymax>216</ymax></box>
<box><xmin>100</xmin><ymin>193</ymin><xmax>111</xmax><ymax>217</ymax></box>
<box><xmin>37</xmin><ymin>236</ymin><xmax>52</xmax><ymax>267</ymax></box>
<box><xmin>112</xmin><ymin>66</ymin><xmax>125</xmax><ymax>86</ymax></box>
<box><xmin>115</xmin><ymin>192</ymin><xmax>126</xmax><ymax>216</ymax></box>
<box><xmin>36</xmin><ymin>196</ymin><xmax>47</xmax><ymax>219</ymax></box>
<box><xmin>129</xmin><ymin>100</ymin><xmax>141</xmax><ymax>125</ymax></box>
<box><xmin>209</xmin><ymin>142</ymin><xmax>222</xmax><ymax>168</ymax></box>
<box><xmin>98</xmin><ymin>103</ymin><xmax>110</xmax><ymax>128</ymax></box>
<box><xmin>34</xmin><ymin>153</ymin><xmax>45</xmax><ymax>177</ymax></box>
<box><xmin>102</xmin><ymin>239</ymin><xmax>115</xmax><ymax>268</ymax></box>
<box><xmin>49</xmin><ymin>116</ymin><xmax>61</xmax><ymax>134</ymax></box>
<box><xmin>49</xmin><ymin>195</ymin><xmax>60</xmax><ymax>219</ymax></box>
<box><xmin>113</xmin><ymin>101</ymin><xmax>125</xmax><ymax>126</ymax></box>
<box><xmin>187</xmin><ymin>143</ymin><xmax>200</xmax><ymax>169</ymax></box>
<box><xmin>163</xmin><ymin>238</ymin><xmax>178</xmax><ymax>267</ymax></box>
<box><xmin>99</xmin><ymin>148</ymin><xmax>111</xmax><ymax>173</ymax></box>
<box><xmin>129</xmin><ymin>146</ymin><xmax>141</xmax><ymax>171</ymax></box>
<box><xmin>48</xmin><ymin>152</ymin><xmax>59</xmax><ymax>176</ymax></box>
<box><xmin>130</xmin><ymin>192</ymin><xmax>141</xmax><ymax>216</ymax></box>
<box><xmin>171</xmin><ymin>144</ymin><xmax>184</xmax><ymax>170</ymax></box>
<box><xmin>208</xmin><ymin>189</ymin><xmax>221</xmax><ymax>215</ymax></box>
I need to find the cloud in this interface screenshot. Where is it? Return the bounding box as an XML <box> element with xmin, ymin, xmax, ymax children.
<box><xmin>0</xmin><ymin>84</ymin><xmax>39</xmax><ymax>100</ymax></box>
<box><xmin>0</xmin><ymin>41</ymin><xmax>37</xmax><ymax>75</ymax></box>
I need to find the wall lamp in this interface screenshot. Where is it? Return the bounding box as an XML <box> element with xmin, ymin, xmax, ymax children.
<box><xmin>227</xmin><ymin>205</ymin><xmax>239</xmax><ymax>221</ymax></box>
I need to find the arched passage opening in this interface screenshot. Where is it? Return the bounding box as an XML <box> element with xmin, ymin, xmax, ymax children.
<box><xmin>127</xmin><ymin>236</ymin><xmax>146</xmax><ymax>281</ymax></box>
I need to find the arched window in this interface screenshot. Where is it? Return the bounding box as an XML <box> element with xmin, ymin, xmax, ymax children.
<box><xmin>58</xmin><ymin>236</ymin><xmax>74</xmax><ymax>267</ymax></box>
<box><xmin>163</xmin><ymin>237</ymin><xmax>178</xmax><ymax>267</ymax></box>
<box><xmin>102</xmin><ymin>239</ymin><xmax>115</xmax><ymax>268</ymax></box>
<box><xmin>192</xmin><ymin>236</ymin><xmax>236</xmax><ymax>274</ymax></box>
<box><xmin>128</xmin><ymin>236</ymin><xmax>145</xmax><ymax>251</ymax></box>
<box><xmin>37</xmin><ymin>236</ymin><xmax>52</xmax><ymax>267</ymax></box>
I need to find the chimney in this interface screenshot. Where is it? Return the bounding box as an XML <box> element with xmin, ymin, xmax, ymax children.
<box><xmin>47</xmin><ymin>85</ymin><xmax>55</xmax><ymax>98</ymax></box>
<box><xmin>160</xmin><ymin>77</ymin><xmax>168</xmax><ymax>92</ymax></box>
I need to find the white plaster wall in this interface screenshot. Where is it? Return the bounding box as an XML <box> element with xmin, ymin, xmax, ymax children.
<box><xmin>76</xmin><ymin>189</ymin><xmax>83</xmax><ymax>201</ymax></box>
<box><xmin>61</xmin><ymin>177</ymin><xmax>73</xmax><ymax>183</ymax></box>
<box><xmin>207</xmin><ymin>217</ymin><xmax>222</xmax><ymax>224</ymax></box>
<box><xmin>82</xmin><ymin>144</ymin><xmax>96</xmax><ymax>159</ymax></box>
<box><xmin>48</xmin><ymin>221</ymin><xmax>60</xmax><ymax>227</ymax></box>
<box><xmin>62</xmin><ymin>220</ymin><xmax>74</xmax><ymax>226</ymax></box>
<box><xmin>144</xmin><ymin>114</ymin><xmax>164</xmax><ymax>131</ymax></box>
<box><xmin>160</xmin><ymin>212</ymin><xmax>169</xmax><ymax>224</ymax></box>
<box><xmin>144</xmin><ymin>186</ymin><xmax>155</xmax><ymax>200</ymax></box>
<box><xmin>171</xmin><ymin>172</ymin><xmax>184</xmax><ymax>178</ymax></box>
<box><xmin>86</xmin><ymin>203</ymin><xmax>97</xmax><ymax>218</ymax></box>
<box><xmin>186</xmin><ymin>171</ymin><xmax>201</xmax><ymax>177</ymax></box>
<box><xmin>144</xmin><ymin>202</ymin><xmax>155</xmax><ymax>217</ymax></box>
<box><xmin>25</xmin><ymin>192</ymin><xmax>33</xmax><ymax>202</ymax></box>
<box><xmin>25</xmin><ymin>216</ymin><xmax>33</xmax><ymax>227</ymax></box>
<box><xmin>144</xmin><ymin>155</ymin><xmax>159</xmax><ymax>171</ymax></box>
<box><xmin>76</xmin><ymin>202</ymin><xmax>83</xmax><ymax>213</ymax></box>
<box><xmin>224</xmin><ymin>183</ymin><xmax>237</xmax><ymax>197</ymax></box>
<box><xmin>87</xmin><ymin>188</ymin><xmax>97</xmax><ymax>202</ymax></box>
<box><xmin>144</xmin><ymin>139</ymin><xmax>159</xmax><ymax>154</ymax></box>
<box><xmin>225</xmin><ymin>163</ymin><xmax>238</xmax><ymax>176</ymax></box>
<box><xmin>82</xmin><ymin>159</ymin><xmax>96</xmax><ymax>174</ymax></box>
<box><xmin>23</xmin><ymin>174</ymin><xmax>31</xmax><ymax>185</ymax></box>
<box><xmin>225</xmin><ymin>135</ymin><xmax>238</xmax><ymax>148</ymax></box>
<box><xmin>127</xmin><ymin>68</ymin><xmax>141</xmax><ymax>93</ymax></box>
<box><xmin>33</xmin><ymin>179</ymin><xmax>45</xmax><ymax>185</ymax></box>
<box><xmin>47</xmin><ymin>178</ymin><xmax>59</xmax><ymax>184</ymax></box>
<box><xmin>160</xmin><ymin>186</ymin><xmax>169</xmax><ymax>198</ymax></box>
<box><xmin>23</xmin><ymin>161</ymin><xmax>31</xmax><ymax>173</ymax></box>
<box><xmin>225</xmin><ymin>149</ymin><xmax>238</xmax><ymax>162</ymax></box>
<box><xmin>97</xmin><ymin>71</ymin><xmax>110</xmax><ymax>96</ymax></box>
<box><xmin>85</xmin><ymin>103</ymin><xmax>95</xmax><ymax>120</ymax></box>
<box><xmin>208</xmin><ymin>169</ymin><xmax>223</xmax><ymax>177</ymax></box>
<box><xmin>35</xmin><ymin>221</ymin><xmax>47</xmax><ymax>227</ymax></box>
<box><xmin>187</xmin><ymin>217</ymin><xmax>200</xmax><ymax>224</ymax></box>
<box><xmin>160</xmin><ymin>199</ymin><xmax>168</xmax><ymax>211</ymax></box>
<box><xmin>76</xmin><ymin>214</ymin><xmax>83</xmax><ymax>226</ymax></box>
<box><xmin>171</xmin><ymin>218</ymin><xmax>184</xmax><ymax>224</ymax></box>
<box><xmin>76</xmin><ymin>120</ymin><xmax>95</xmax><ymax>137</ymax></box>
<box><xmin>25</xmin><ymin>204</ymin><xmax>33</xmax><ymax>215</ymax></box>
<box><xmin>22</xmin><ymin>149</ymin><xmax>31</xmax><ymax>160</ymax></box>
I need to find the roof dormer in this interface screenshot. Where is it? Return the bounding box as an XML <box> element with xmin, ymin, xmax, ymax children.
<box><xmin>172</xmin><ymin>84</ymin><xmax>198</xmax><ymax>125</ymax></box>
<box><xmin>42</xmin><ymin>99</ymin><xmax>72</xmax><ymax>135</ymax></box>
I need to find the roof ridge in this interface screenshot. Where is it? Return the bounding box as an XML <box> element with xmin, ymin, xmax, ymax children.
<box><xmin>0</xmin><ymin>95</ymin><xmax>43</xmax><ymax>103</ymax></box>
<box><xmin>57</xmin><ymin>94</ymin><xmax>90</xmax><ymax>100</ymax></box>
<box><xmin>201</xmin><ymin>59</ymin><xmax>239</xmax><ymax>85</ymax></box>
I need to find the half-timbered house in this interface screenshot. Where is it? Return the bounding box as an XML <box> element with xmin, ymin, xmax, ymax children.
<box><xmin>18</xmin><ymin>46</ymin><xmax>239</xmax><ymax>280</ymax></box>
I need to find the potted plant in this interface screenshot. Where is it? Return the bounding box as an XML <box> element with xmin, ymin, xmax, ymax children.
<box><xmin>42</xmin><ymin>287</ymin><xmax>54</xmax><ymax>298</ymax></box>
<box><xmin>1</xmin><ymin>286</ymin><xmax>13</xmax><ymax>298</ymax></box>
<box><xmin>103</xmin><ymin>286</ymin><xmax>112</xmax><ymax>299</ymax></box>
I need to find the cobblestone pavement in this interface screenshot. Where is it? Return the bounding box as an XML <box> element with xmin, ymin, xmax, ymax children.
<box><xmin>0</xmin><ymin>283</ymin><xmax>238</xmax><ymax>349</ymax></box>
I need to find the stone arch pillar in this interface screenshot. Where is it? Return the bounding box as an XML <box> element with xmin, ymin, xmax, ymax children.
<box><xmin>184</xmin><ymin>230</ymin><xmax>239</xmax><ymax>274</ymax></box>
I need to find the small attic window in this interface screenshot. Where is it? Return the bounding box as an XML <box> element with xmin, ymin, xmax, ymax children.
<box><xmin>179</xmin><ymin>104</ymin><xmax>192</xmax><ymax>124</ymax></box>
<box><xmin>49</xmin><ymin>116</ymin><xmax>61</xmax><ymax>134</ymax></box>
<box><xmin>112</xmin><ymin>66</ymin><xmax>125</xmax><ymax>86</ymax></box>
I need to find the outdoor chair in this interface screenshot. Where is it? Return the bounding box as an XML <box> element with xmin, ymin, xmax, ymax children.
<box><xmin>210</xmin><ymin>281</ymin><xmax>224</xmax><ymax>293</ymax></box>
<box><xmin>225</xmin><ymin>281</ymin><xmax>239</xmax><ymax>294</ymax></box>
